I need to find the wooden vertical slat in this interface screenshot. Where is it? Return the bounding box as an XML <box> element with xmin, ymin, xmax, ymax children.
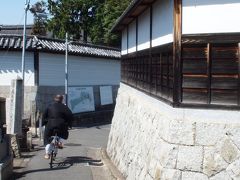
<box><xmin>173</xmin><ymin>0</ymin><xmax>182</xmax><ymax>106</ymax></box>
<box><xmin>149</xmin><ymin>6</ymin><xmax>153</xmax><ymax>92</ymax></box>
<box><xmin>160</xmin><ymin>53</ymin><xmax>163</xmax><ymax>96</ymax></box>
<box><xmin>207</xmin><ymin>43</ymin><xmax>212</xmax><ymax>104</ymax></box>
<box><xmin>167</xmin><ymin>54</ymin><xmax>170</xmax><ymax>98</ymax></box>
<box><xmin>238</xmin><ymin>43</ymin><xmax>240</xmax><ymax>105</ymax></box>
<box><xmin>154</xmin><ymin>57</ymin><xmax>158</xmax><ymax>95</ymax></box>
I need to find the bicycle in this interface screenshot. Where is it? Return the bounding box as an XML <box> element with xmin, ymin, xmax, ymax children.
<box><xmin>49</xmin><ymin>130</ymin><xmax>61</xmax><ymax>169</ymax></box>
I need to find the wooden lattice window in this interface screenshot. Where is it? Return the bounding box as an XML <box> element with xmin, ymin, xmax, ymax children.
<box><xmin>182</xmin><ymin>43</ymin><xmax>240</xmax><ymax>106</ymax></box>
<box><xmin>121</xmin><ymin>46</ymin><xmax>173</xmax><ymax>102</ymax></box>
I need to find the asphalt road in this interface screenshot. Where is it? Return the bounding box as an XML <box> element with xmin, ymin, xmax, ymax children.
<box><xmin>13</xmin><ymin>124</ymin><xmax>111</xmax><ymax>180</ymax></box>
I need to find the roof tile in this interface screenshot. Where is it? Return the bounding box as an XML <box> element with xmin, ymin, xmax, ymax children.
<box><xmin>0</xmin><ymin>35</ymin><xmax>120</xmax><ymax>59</ymax></box>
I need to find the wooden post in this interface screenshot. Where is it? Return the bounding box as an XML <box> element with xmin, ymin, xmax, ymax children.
<box><xmin>207</xmin><ymin>43</ymin><xmax>212</xmax><ymax>104</ymax></box>
<box><xmin>173</xmin><ymin>0</ymin><xmax>182</xmax><ymax>106</ymax></box>
<box><xmin>149</xmin><ymin>5</ymin><xmax>153</xmax><ymax>93</ymax></box>
<box><xmin>238</xmin><ymin>43</ymin><xmax>240</xmax><ymax>105</ymax></box>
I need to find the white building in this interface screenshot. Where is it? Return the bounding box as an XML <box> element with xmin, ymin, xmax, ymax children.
<box><xmin>0</xmin><ymin>34</ymin><xmax>120</xmax><ymax>126</ymax></box>
<box><xmin>107</xmin><ymin>0</ymin><xmax>240</xmax><ymax>179</ymax></box>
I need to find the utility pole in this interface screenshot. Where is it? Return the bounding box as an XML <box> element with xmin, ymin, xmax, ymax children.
<box><xmin>21</xmin><ymin>0</ymin><xmax>30</xmax><ymax>124</ymax></box>
<box><xmin>22</xmin><ymin>0</ymin><xmax>30</xmax><ymax>82</ymax></box>
<box><xmin>65</xmin><ymin>32</ymin><xmax>69</xmax><ymax>106</ymax></box>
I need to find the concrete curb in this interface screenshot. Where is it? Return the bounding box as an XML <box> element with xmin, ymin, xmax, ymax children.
<box><xmin>87</xmin><ymin>147</ymin><xmax>125</xmax><ymax>180</ymax></box>
<box><xmin>100</xmin><ymin>148</ymin><xmax>125</xmax><ymax>180</ymax></box>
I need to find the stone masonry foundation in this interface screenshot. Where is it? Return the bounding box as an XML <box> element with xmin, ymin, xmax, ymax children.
<box><xmin>107</xmin><ymin>83</ymin><xmax>240</xmax><ymax>180</ymax></box>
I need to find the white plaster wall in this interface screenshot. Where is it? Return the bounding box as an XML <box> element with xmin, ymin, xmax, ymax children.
<box><xmin>182</xmin><ymin>0</ymin><xmax>240</xmax><ymax>34</ymax></box>
<box><xmin>39</xmin><ymin>53</ymin><xmax>120</xmax><ymax>86</ymax></box>
<box><xmin>128</xmin><ymin>20</ymin><xmax>136</xmax><ymax>53</ymax></box>
<box><xmin>137</xmin><ymin>8</ymin><xmax>150</xmax><ymax>51</ymax></box>
<box><xmin>0</xmin><ymin>51</ymin><xmax>34</xmax><ymax>86</ymax></box>
<box><xmin>107</xmin><ymin>83</ymin><xmax>240</xmax><ymax>180</ymax></box>
<box><xmin>121</xmin><ymin>28</ymin><xmax>128</xmax><ymax>55</ymax></box>
<box><xmin>152</xmin><ymin>0</ymin><xmax>174</xmax><ymax>47</ymax></box>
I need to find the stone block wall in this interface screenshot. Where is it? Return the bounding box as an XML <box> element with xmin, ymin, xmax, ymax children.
<box><xmin>107</xmin><ymin>83</ymin><xmax>240</xmax><ymax>180</ymax></box>
<box><xmin>0</xmin><ymin>86</ymin><xmax>38</xmax><ymax>119</ymax></box>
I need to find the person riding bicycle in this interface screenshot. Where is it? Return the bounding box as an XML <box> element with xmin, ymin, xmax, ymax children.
<box><xmin>42</xmin><ymin>94</ymin><xmax>73</xmax><ymax>159</ymax></box>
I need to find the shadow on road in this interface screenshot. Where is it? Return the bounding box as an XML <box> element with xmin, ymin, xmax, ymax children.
<box><xmin>64</xmin><ymin>143</ymin><xmax>82</xmax><ymax>147</ymax></box>
<box><xmin>13</xmin><ymin>165</ymin><xmax>71</xmax><ymax>179</ymax></box>
<box><xmin>13</xmin><ymin>156</ymin><xmax>102</xmax><ymax>179</ymax></box>
<box><xmin>63</xmin><ymin>156</ymin><xmax>101</xmax><ymax>165</ymax></box>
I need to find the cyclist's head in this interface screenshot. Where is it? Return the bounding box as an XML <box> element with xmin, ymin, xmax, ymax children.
<box><xmin>54</xmin><ymin>94</ymin><xmax>63</xmax><ymax>103</ymax></box>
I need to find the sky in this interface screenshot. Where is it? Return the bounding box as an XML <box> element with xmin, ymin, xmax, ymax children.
<box><xmin>0</xmin><ymin>0</ymin><xmax>44</xmax><ymax>25</ymax></box>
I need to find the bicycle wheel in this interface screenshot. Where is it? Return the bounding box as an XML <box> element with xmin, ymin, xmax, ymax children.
<box><xmin>50</xmin><ymin>150</ymin><xmax>54</xmax><ymax>168</ymax></box>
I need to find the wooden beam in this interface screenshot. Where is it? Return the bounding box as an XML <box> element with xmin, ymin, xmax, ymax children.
<box><xmin>149</xmin><ymin>5</ymin><xmax>153</xmax><ymax>92</ymax></box>
<box><xmin>238</xmin><ymin>43</ymin><xmax>240</xmax><ymax>105</ymax></box>
<box><xmin>207</xmin><ymin>43</ymin><xmax>212</xmax><ymax>104</ymax></box>
<box><xmin>173</xmin><ymin>0</ymin><xmax>182</xmax><ymax>106</ymax></box>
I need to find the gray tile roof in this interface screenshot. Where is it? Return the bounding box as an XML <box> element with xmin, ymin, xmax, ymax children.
<box><xmin>0</xmin><ymin>25</ymin><xmax>33</xmax><ymax>35</ymax></box>
<box><xmin>0</xmin><ymin>34</ymin><xmax>120</xmax><ymax>59</ymax></box>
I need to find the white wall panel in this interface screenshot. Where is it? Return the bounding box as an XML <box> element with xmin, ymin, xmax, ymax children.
<box><xmin>121</xmin><ymin>28</ymin><xmax>128</xmax><ymax>55</ymax></box>
<box><xmin>0</xmin><ymin>51</ymin><xmax>34</xmax><ymax>86</ymax></box>
<box><xmin>138</xmin><ymin>8</ymin><xmax>150</xmax><ymax>51</ymax></box>
<box><xmin>152</xmin><ymin>0</ymin><xmax>174</xmax><ymax>47</ymax></box>
<box><xmin>39</xmin><ymin>53</ymin><xmax>65</xmax><ymax>86</ymax></box>
<box><xmin>128</xmin><ymin>20</ymin><xmax>136</xmax><ymax>53</ymax></box>
<box><xmin>183</xmin><ymin>0</ymin><xmax>240</xmax><ymax>34</ymax></box>
<box><xmin>39</xmin><ymin>53</ymin><xmax>120</xmax><ymax>86</ymax></box>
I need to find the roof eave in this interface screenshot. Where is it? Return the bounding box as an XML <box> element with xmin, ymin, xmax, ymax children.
<box><xmin>111</xmin><ymin>0</ymin><xmax>155</xmax><ymax>33</ymax></box>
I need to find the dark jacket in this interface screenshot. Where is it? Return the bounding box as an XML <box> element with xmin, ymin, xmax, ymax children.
<box><xmin>43</xmin><ymin>102</ymin><xmax>73</xmax><ymax>141</ymax></box>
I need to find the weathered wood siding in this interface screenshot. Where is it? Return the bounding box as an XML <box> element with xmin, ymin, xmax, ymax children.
<box><xmin>182</xmin><ymin>41</ymin><xmax>240</xmax><ymax>106</ymax></box>
<box><xmin>122</xmin><ymin>44</ymin><xmax>173</xmax><ymax>102</ymax></box>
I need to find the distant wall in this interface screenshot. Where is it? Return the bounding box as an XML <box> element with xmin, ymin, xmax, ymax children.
<box><xmin>107</xmin><ymin>83</ymin><xmax>240</xmax><ymax>180</ymax></box>
<box><xmin>0</xmin><ymin>51</ymin><xmax>120</xmax><ymax>119</ymax></box>
<box><xmin>39</xmin><ymin>53</ymin><xmax>120</xmax><ymax>86</ymax></box>
<box><xmin>0</xmin><ymin>51</ymin><xmax>34</xmax><ymax>86</ymax></box>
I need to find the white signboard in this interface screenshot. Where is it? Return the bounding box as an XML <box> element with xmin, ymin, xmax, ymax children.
<box><xmin>100</xmin><ymin>86</ymin><xmax>113</xmax><ymax>105</ymax></box>
<box><xmin>68</xmin><ymin>87</ymin><xmax>95</xmax><ymax>113</ymax></box>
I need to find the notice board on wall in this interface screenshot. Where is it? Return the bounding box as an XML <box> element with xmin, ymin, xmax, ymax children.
<box><xmin>100</xmin><ymin>86</ymin><xmax>113</xmax><ymax>105</ymax></box>
<box><xmin>68</xmin><ymin>87</ymin><xmax>95</xmax><ymax>113</ymax></box>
